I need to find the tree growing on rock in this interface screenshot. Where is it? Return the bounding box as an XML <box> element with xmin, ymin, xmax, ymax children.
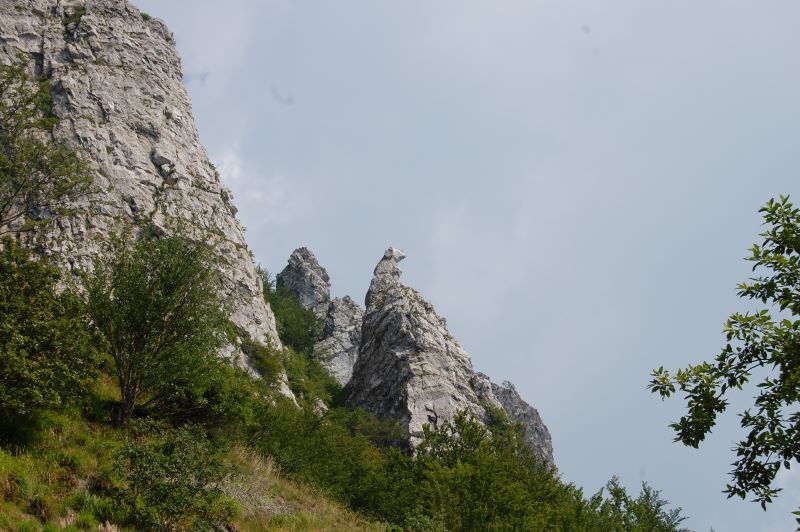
<box><xmin>0</xmin><ymin>58</ymin><xmax>93</xmax><ymax>236</ymax></box>
<box><xmin>84</xmin><ymin>231</ymin><xmax>231</xmax><ymax>427</ymax></box>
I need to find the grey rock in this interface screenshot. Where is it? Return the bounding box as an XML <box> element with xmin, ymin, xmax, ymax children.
<box><xmin>277</xmin><ymin>248</ymin><xmax>363</xmax><ymax>386</ymax></box>
<box><xmin>0</xmin><ymin>0</ymin><xmax>293</xmax><ymax>398</ymax></box>
<box><xmin>315</xmin><ymin>296</ymin><xmax>363</xmax><ymax>385</ymax></box>
<box><xmin>489</xmin><ymin>378</ymin><xmax>554</xmax><ymax>466</ymax></box>
<box><xmin>277</xmin><ymin>247</ymin><xmax>331</xmax><ymax>318</ymax></box>
<box><xmin>347</xmin><ymin>247</ymin><xmax>554</xmax><ymax>465</ymax></box>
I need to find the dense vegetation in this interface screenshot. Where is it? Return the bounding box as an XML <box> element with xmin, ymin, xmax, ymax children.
<box><xmin>0</xmin><ymin>58</ymin><xmax>689</xmax><ymax>530</ymax></box>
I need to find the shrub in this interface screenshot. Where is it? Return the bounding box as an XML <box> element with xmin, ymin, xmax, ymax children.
<box><xmin>0</xmin><ymin>238</ymin><xmax>97</xmax><ymax>425</ymax></box>
<box><xmin>116</xmin><ymin>421</ymin><xmax>236</xmax><ymax>530</ymax></box>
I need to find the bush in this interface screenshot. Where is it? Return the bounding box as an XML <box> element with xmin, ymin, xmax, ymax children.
<box><xmin>0</xmin><ymin>238</ymin><xmax>97</xmax><ymax>425</ymax></box>
<box><xmin>116</xmin><ymin>421</ymin><xmax>236</xmax><ymax>530</ymax></box>
<box><xmin>259</xmin><ymin>267</ymin><xmax>321</xmax><ymax>354</ymax></box>
<box><xmin>83</xmin><ymin>230</ymin><xmax>231</xmax><ymax>427</ymax></box>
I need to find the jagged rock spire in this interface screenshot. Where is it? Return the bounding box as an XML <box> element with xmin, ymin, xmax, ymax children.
<box><xmin>277</xmin><ymin>248</ymin><xmax>364</xmax><ymax>386</ymax></box>
<box><xmin>277</xmin><ymin>247</ymin><xmax>332</xmax><ymax>318</ymax></box>
<box><xmin>347</xmin><ymin>247</ymin><xmax>554</xmax><ymax>465</ymax></box>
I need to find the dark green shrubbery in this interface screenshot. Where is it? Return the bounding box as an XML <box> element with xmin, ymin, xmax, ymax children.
<box><xmin>84</xmin><ymin>231</ymin><xmax>233</xmax><ymax>427</ymax></box>
<box><xmin>259</xmin><ymin>267</ymin><xmax>321</xmax><ymax>354</ymax></box>
<box><xmin>0</xmin><ymin>238</ymin><xmax>98</xmax><ymax>431</ymax></box>
<box><xmin>247</xmin><ymin>398</ymin><xmax>687</xmax><ymax>531</ymax></box>
<box><xmin>258</xmin><ymin>266</ymin><xmax>341</xmax><ymax>407</ymax></box>
<box><xmin>116</xmin><ymin>420</ymin><xmax>236</xmax><ymax>530</ymax></box>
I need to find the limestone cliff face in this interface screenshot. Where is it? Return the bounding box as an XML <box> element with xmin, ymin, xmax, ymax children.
<box><xmin>346</xmin><ymin>248</ymin><xmax>554</xmax><ymax>465</ymax></box>
<box><xmin>0</xmin><ymin>1</ymin><xmax>287</xmax><ymax>389</ymax></box>
<box><xmin>277</xmin><ymin>248</ymin><xmax>363</xmax><ymax>386</ymax></box>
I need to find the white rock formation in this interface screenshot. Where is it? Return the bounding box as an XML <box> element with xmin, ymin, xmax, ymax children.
<box><xmin>0</xmin><ymin>0</ymin><xmax>291</xmax><ymax>395</ymax></box>
<box><xmin>347</xmin><ymin>248</ymin><xmax>554</xmax><ymax>465</ymax></box>
<box><xmin>277</xmin><ymin>247</ymin><xmax>363</xmax><ymax>386</ymax></box>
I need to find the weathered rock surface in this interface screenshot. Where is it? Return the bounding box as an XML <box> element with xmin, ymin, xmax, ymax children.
<box><xmin>489</xmin><ymin>378</ymin><xmax>553</xmax><ymax>463</ymax></box>
<box><xmin>346</xmin><ymin>248</ymin><xmax>554</xmax><ymax>465</ymax></box>
<box><xmin>277</xmin><ymin>247</ymin><xmax>331</xmax><ymax>318</ymax></box>
<box><xmin>0</xmin><ymin>0</ymin><xmax>290</xmax><ymax>394</ymax></box>
<box><xmin>315</xmin><ymin>295</ymin><xmax>363</xmax><ymax>385</ymax></box>
<box><xmin>277</xmin><ymin>248</ymin><xmax>363</xmax><ymax>385</ymax></box>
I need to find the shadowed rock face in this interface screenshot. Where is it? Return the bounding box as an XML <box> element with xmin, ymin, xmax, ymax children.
<box><xmin>277</xmin><ymin>248</ymin><xmax>363</xmax><ymax>386</ymax></box>
<box><xmin>347</xmin><ymin>248</ymin><xmax>554</xmax><ymax>465</ymax></box>
<box><xmin>315</xmin><ymin>296</ymin><xmax>363</xmax><ymax>385</ymax></box>
<box><xmin>0</xmin><ymin>0</ymin><xmax>292</xmax><ymax>396</ymax></box>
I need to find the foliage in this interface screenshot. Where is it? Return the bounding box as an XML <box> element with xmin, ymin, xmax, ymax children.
<box><xmin>259</xmin><ymin>266</ymin><xmax>321</xmax><ymax>354</ymax></box>
<box><xmin>283</xmin><ymin>345</ymin><xmax>342</xmax><ymax>407</ymax></box>
<box><xmin>0</xmin><ymin>238</ymin><xmax>97</xmax><ymax>422</ymax></box>
<box><xmin>83</xmin><ymin>231</ymin><xmax>231</xmax><ymax>426</ymax></box>
<box><xmin>257</xmin><ymin>266</ymin><xmax>339</xmax><ymax>406</ymax></box>
<box><xmin>116</xmin><ymin>420</ymin><xmax>236</xmax><ymax>530</ymax></box>
<box><xmin>62</xmin><ymin>6</ymin><xmax>87</xmax><ymax>27</ymax></box>
<box><xmin>249</xmin><ymin>401</ymin><xmax>687</xmax><ymax>531</ymax></box>
<box><xmin>0</xmin><ymin>58</ymin><xmax>93</xmax><ymax>236</ymax></box>
<box><xmin>240</xmin><ymin>337</ymin><xmax>282</xmax><ymax>386</ymax></box>
<box><xmin>650</xmin><ymin>195</ymin><xmax>800</xmax><ymax>515</ymax></box>
<box><xmin>588</xmin><ymin>477</ymin><xmax>688</xmax><ymax>532</ymax></box>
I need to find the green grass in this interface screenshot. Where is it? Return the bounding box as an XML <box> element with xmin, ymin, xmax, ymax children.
<box><xmin>0</xmin><ymin>375</ymin><xmax>382</xmax><ymax>531</ymax></box>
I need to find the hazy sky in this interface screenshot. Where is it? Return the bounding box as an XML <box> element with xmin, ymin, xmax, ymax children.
<box><xmin>135</xmin><ymin>1</ymin><xmax>799</xmax><ymax>529</ymax></box>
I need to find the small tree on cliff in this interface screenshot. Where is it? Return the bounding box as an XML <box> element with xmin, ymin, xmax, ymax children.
<box><xmin>84</xmin><ymin>231</ymin><xmax>230</xmax><ymax>427</ymax></box>
<box><xmin>650</xmin><ymin>195</ymin><xmax>800</xmax><ymax>519</ymax></box>
<box><xmin>0</xmin><ymin>58</ymin><xmax>93</xmax><ymax>235</ymax></box>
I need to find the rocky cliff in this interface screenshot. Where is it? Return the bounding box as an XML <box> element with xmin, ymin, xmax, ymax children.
<box><xmin>0</xmin><ymin>0</ymin><xmax>286</xmax><ymax>388</ymax></box>
<box><xmin>277</xmin><ymin>247</ymin><xmax>363</xmax><ymax>386</ymax></box>
<box><xmin>346</xmin><ymin>248</ymin><xmax>554</xmax><ymax>465</ymax></box>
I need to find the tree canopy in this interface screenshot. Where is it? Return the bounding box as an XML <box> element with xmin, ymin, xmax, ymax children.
<box><xmin>83</xmin><ymin>231</ymin><xmax>231</xmax><ymax>427</ymax></box>
<box><xmin>650</xmin><ymin>195</ymin><xmax>800</xmax><ymax>519</ymax></box>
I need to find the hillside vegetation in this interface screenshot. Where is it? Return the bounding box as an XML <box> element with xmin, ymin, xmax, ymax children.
<box><xmin>0</xmin><ymin>60</ymin><xmax>689</xmax><ymax>531</ymax></box>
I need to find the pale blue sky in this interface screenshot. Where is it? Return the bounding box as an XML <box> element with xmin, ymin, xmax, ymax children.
<box><xmin>136</xmin><ymin>1</ymin><xmax>800</xmax><ymax>529</ymax></box>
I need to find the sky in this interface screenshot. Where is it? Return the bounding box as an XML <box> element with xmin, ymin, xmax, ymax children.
<box><xmin>135</xmin><ymin>1</ymin><xmax>800</xmax><ymax>529</ymax></box>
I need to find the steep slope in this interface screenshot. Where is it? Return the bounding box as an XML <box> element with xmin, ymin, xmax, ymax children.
<box><xmin>347</xmin><ymin>248</ymin><xmax>554</xmax><ymax>464</ymax></box>
<box><xmin>0</xmin><ymin>1</ymin><xmax>284</xmax><ymax>378</ymax></box>
<box><xmin>277</xmin><ymin>247</ymin><xmax>363</xmax><ymax>385</ymax></box>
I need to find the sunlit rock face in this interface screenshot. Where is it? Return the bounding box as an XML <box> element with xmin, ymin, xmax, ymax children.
<box><xmin>346</xmin><ymin>248</ymin><xmax>554</xmax><ymax>465</ymax></box>
<box><xmin>277</xmin><ymin>248</ymin><xmax>363</xmax><ymax>386</ymax></box>
<box><xmin>0</xmin><ymin>0</ymin><xmax>292</xmax><ymax>396</ymax></box>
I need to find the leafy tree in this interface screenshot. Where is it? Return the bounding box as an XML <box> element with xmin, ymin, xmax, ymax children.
<box><xmin>116</xmin><ymin>420</ymin><xmax>236</xmax><ymax>530</ymax></box>
<box><xmin>0</xmin><ymin>58</ymin><xmax>93</xmax><ymax>236</ymax></box>
<box><xmin>83</xmin><ymin>231</ymin><xmax>231</xmax><ymax>427</ymax></box>
<box><xmin>650</xmin><ymin>195</ymin><xmax>800</xmax><ymax>515</ymax></box>
<box><xmin>0</xmin><ymin>238</ymin><xmax>97</xmax><ymax>421</ymax></box>
<box><xmin>588</xmin><ymin>477</ymin><xmax>688</xmax><ymax>532</ymax></box>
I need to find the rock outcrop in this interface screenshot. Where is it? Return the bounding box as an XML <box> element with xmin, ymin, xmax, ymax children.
<box><xmin>277</xmin><ymin>248</ymin><xmax>363</xmax><ymax>385</ymax></box>
<box><xmin>277</xmin><ymin>248</ymin><xmax>332</xmax><ymax>319</ymax></box>
<box><xmin>0</xmin><ymin>0</ymin><xmax>289</xmax><ymax>392</ymax></box>
<box><xmin>315</xmin><ymin>295</ymin><xmax>363</xmax><ymax>385</ymax></box>
<box><xmin>346</xmin><ymin>248</ymin><xmax>553</xmax><ymax>465</ymax></box>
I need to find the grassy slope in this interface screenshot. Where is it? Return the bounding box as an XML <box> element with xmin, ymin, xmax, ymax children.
<box><xmin>0</xmin><ymin>380</ymin><xmax>381</xmax><ymax>531</ymax></box>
